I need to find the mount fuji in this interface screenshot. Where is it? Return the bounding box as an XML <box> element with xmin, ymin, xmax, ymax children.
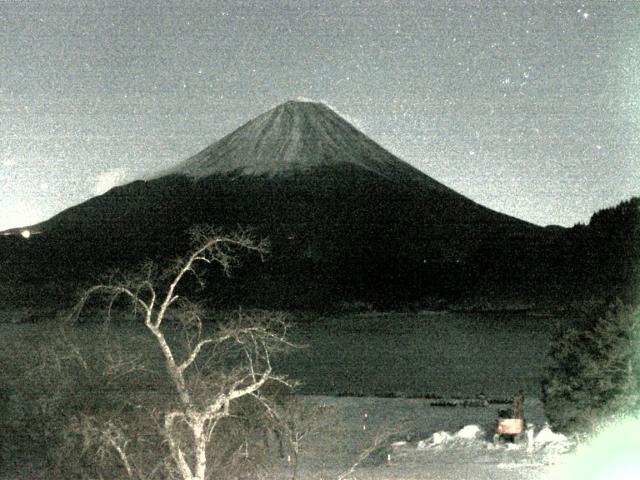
<box><xmin>3</xmin><ymin>101</ymin><xmax>544</xmax><ymax>307</ymax></box>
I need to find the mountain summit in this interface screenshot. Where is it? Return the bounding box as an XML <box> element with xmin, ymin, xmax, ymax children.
<box><xmin>170</xmin><ymin>100</ymin><xmax>453</xmax><ymax>193</ymax></box>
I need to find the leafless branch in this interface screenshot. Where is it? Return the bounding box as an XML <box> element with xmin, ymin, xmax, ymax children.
<box><xmin>336</xmin><ymin>432</ymin><xmax>391</xmax><ymax>480</ymax></box>
<box><xmin>64</xmin><ymin>226</ymin><xmax>299</xmax><ymax>480</ymax></box>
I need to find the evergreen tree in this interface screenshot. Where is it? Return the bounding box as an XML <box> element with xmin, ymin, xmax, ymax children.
<box><xmin>542</xmin><ymin>300</ymin><xmax>640</xmax><ymax>433</ymax></box>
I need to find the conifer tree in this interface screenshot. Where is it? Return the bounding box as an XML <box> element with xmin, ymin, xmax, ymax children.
<box><xmin>542</xmin><ymin>300</ymin><xmax>640</xmax><ymax>433</ymax></box>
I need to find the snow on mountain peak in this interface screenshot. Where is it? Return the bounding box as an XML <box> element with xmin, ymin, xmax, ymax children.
<box><xmin>167</xmin><ymin>100</ymin><xmax>453</xmax><ymax>194</ymax></box>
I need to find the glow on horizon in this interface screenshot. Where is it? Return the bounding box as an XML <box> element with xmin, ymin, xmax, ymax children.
<box><xmin>0</xmin><ymin>201</ymin><xmax>46</xmax><ymax>231</ymax></box>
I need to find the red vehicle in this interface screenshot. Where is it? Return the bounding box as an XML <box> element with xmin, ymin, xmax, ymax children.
<box><xmin>494</xmin><ymin>392</ymin><xmax>526</xmax><ymax>443</ymax></box>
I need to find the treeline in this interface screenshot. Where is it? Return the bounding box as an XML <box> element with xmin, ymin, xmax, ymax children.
<box><xmin>560</xmin><ymin>197</ymin><xmax>639</xmax><ymax>304</ymax></box>
<box><xmin>0</xmin><ymin>166</ymin><xmax>637</xmax><ymax>311</ymax></box>
<box><xmin>460</xmin><ymin>197</ymin><xmax>639</xmax><ymax>308</ymax></box>
<box><xmin>0</xmin><ymin>168</ymin><xmax>526</xmax><ymax>310</ymax></box>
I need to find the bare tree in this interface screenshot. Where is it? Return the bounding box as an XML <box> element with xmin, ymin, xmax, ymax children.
<box><xmin>70</xmin><ymin>226</ymin><xmax>294</xmax><ymax>480</ymax></box>
<box><xmin>269</xmin><ymin>396</ymin><xmax>332</xmax><ymax>480</ymax></box>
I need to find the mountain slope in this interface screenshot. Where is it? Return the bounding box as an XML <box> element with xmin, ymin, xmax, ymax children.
<box><xmin>170</xmin><ymin>101</ymin><xmax>452</xmax><ymax>191</ymax></box>
<box><xmin>3</xmin><ymin>100</ymin><xmax>545</xmax><ymax>308</ymax></box>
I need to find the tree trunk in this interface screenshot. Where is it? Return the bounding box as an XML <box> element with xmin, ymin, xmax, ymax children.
<box><xmin>291</xmin><ymin>448</ymin><xmax>299</xmax><ymax>480</ymax></box>
<box><xmin>192</xmin><ymin>419</ymin><xmax>208</xmax><ymax>480</ymax></box>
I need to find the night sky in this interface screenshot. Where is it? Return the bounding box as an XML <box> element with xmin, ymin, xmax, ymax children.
<box><xmin>2</xmin><ymin>0</ymin><xmax>639</xmax><ymax>230</ymax></box>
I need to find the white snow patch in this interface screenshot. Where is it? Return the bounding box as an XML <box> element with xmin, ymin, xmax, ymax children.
<box><xmin>456</xmin><ymin>424</ymin><xmax>483</xmax><ymax>439</ymax></box>
<box><xmin>417</xmin><ymin>431</ymin><xmax>453</xmax><ymax>449</ymax></box>
<box><xmin>416</xmin><ymin>425</ymin><xmax>484</xmax><ymax>449</ymax></box>
<box><xmin>535</xmin><ymin>425</ymin><xmax>569</xmax><ymax>446</ymax></box>
<box><xmin>431</xmin><ymin>431</ymin><xmax>453</xmax><ymax>445</ymax></box>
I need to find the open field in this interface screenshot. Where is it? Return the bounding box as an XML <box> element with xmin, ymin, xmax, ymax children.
<box><xmin>261</xmin><ymin>395</ymin><xmax>561</xmax><ymax>480</ymax></box>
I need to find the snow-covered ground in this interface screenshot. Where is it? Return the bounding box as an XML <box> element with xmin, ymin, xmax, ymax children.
<box><xmin>264</xmin><ymin>395</ymin><xmax>576</xmax><ymax>480</ymax></box>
